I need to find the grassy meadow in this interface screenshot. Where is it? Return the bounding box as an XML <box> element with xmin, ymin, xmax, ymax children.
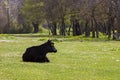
<box><xmin>0</xmin><ymin>34</ymin><xmax>120</xmax><ymax>80</ymax></box>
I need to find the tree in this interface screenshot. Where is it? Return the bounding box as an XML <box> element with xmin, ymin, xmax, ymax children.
<box><xmin>0</xmin><ymin>9</ymin><xmax>7</xmax><ymax>33</ymax></box>
<box><xmin>113</xmin><ymin>0</ymin><xmax>120</xmax><ymax>36</ymax></box>
<box><xmin>0</xmin><ymin>0</ymin><xmax>10</xmax><ymax>33</ymax></box>
<box><xmin>0</xmin><ymin>0</ymin><xmax>27</xmax><ymax>33</ymax></box>
<box><xmin>21</xmin><ymin>0</ymin><xmax>45</xmax><ymax>33</ymax></box>
<box><xmin>20</xmin><ymin>0</ymin><xmax>120</xmax><ymax>39</ymax></box>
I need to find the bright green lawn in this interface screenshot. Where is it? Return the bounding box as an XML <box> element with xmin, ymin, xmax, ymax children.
<box><xmin>0</xmin><ymin>35</ymin><xmax>120</xmax><ymax>80</ymax></box>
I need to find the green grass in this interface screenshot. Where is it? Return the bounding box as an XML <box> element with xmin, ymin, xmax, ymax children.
<box><xmin>0</xmin><ymin>34</ymin><xmax>120</xmax><ymax>80</ymax></box>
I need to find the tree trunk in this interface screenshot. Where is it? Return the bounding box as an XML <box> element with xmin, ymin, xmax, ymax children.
<box><xmin>50</xmin><ymin>22</ymin><xmax>57</xmax><ymax>35</ymax></box>
<box><xmin>85</xmin><ymin>19</ymin><xmax>90</xmax><ymax>37</ymax></box>
<box><xmin>91</xmin><ymin>9</ymin><xmax>96</xmax><ymax>38</ymax></box>
<box><xmin>114</xmin><ymin>1</ymin><xmax>120</xmax><ymax>36</ymax></box>
<box><xmin>3</xmin><ymin>5</ymin><xmax>10</xmax><ymax>33</ymax></box>
<box><xmin>67</xmin><ymin>25</ymin><xmax>71</xmax><ymax>36</ymax></box>
<box><xmin>96</xmin><ymin>24</ymin><xmax>99</xmax><ymax>38</ymax></box>
<box><xmin>60</xmin><ymin>17</ymin><xmax>66</xmax><ymax>36</ymax></box>
<box><xmin>72</xmin><ymin>19</ymin><xmax>82</xmax><ymax>36</ymax></box>
<box><xmin>32</xmin><ymin>22</ymin><xmax>39</xmax><ymax>33</ymax></box>
<box><xmin>116</xmin><ymin>16</ymin><xmax>120</xmax><ymax>35</ymax></box>
<box><xmin>93</xmin><ymin>17</ymin><xmax>99</xmax><ymax>38</ymax></box>
<box><xmin>91</xmin><ymin>18</ymin><xmax>95</xmax><ymax>38</ymax></box>
<box><xmin>72</xmin><ymin>20</ymin><xmax>76</xmax><ymax>36</ymax></box>
<box><xmin>102</xmin><ymin>22</ymin><xmax>107</xmax><ymax>34</ymax></box>
<box><xmin>107</xmin><ymin>19</ymin><xmax>112</xmax><ymax>39</ymax></box>
<box><xmin>107</xmin><ymin>16</ymin><xmax>115</xmax><ymax>39</ymax></box>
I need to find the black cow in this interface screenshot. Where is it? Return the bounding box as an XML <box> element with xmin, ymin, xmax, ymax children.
<box><xmin>22</xmin><ymin>40</ymin><xmax>57</xmax><ymax>62</ymax></box>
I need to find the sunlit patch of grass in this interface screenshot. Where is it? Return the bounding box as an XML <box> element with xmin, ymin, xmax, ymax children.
<box><xmin>0</xmin><ymin>34</ymin><xmax>15</xmax><ymax>40</ymax></box>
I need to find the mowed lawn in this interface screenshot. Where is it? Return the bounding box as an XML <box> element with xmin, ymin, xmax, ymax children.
<box><xmin>0</xmin><ymin>36</ymin><xmax>120</xmax><ymax>80</ymax></box>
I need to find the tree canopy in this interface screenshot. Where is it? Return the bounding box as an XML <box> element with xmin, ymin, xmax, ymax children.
<box><xmin>0</xmin><ymin>0</ymin><xmax>120</xmax><ymax>39</ymax></box>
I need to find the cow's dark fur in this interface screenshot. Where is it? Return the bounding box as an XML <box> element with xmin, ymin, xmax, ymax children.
<box><xmin>22</xmin><ymin>40</ymin><xmax>57</xmax><ymax>62</ymax></box>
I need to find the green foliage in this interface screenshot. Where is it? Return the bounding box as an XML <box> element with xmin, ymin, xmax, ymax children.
<box><xmin>21</xmin><ymin>0</ymin><xmax>45</xmax><ymax>22</ymax></box>
<box><xmin>9</xmin><ymin>20</ymin><xmax>33</xmax><ymax>33</ymax></box>
<box><xmin>0</xmin><ymin>34</ymin><xmax>120</xmax><ymax>80</ymax></box>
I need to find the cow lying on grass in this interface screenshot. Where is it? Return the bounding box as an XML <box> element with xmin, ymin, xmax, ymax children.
<box><xmin>22</xmin><ymin>40</ymin><xmax>57</xmax><ymax>63</ymax></box>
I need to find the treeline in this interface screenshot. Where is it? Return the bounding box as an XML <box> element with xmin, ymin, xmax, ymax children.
<box><xmin>0</xmin><ymin>0</ymin><xmax>120</xmax><ymax>39</ymax></box>
<box><xmin>22</xmin><ymin>0</ymin><xmax>120</xmax><ymax>39</ymax></box>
